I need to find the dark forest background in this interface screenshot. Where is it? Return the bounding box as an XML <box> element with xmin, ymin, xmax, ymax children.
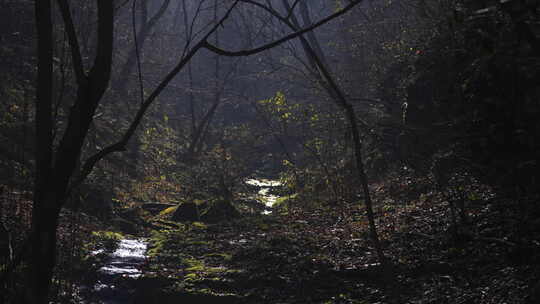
<box><xmin>1</xmin><ymin>0</ymin><xmax>539</xmax><ymax>303</ymax></box>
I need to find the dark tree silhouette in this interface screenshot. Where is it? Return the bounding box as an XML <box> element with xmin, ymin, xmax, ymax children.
<box><xmin>28</xmin><ymin>1</ymin><xmax>364</xmax><ymax>302</ymax></box>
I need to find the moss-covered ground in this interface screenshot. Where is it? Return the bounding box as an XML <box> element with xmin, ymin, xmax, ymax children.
<box><xmin>59</xmin><ymin>170</ymin><xmax>540</xmax><ymax>304</ymax></box>
<box><xmin>133</xmin><ymin>175</ymin><xmax>540</xmax><ymax>303</ymax></box>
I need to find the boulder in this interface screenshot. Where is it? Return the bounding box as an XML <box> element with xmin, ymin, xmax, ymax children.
<box><xmin>111</xmin><ymin>217</ymin><xmax>138</xmax><ymax>235</ymax></box>
<box><xmin>171</xmin><ymin>202</ymin><xmax>199</xmax><ymax>222</ymax></box>
<box><xmin>200</xmin><ymin>200</ymin><xmax>240</xmax><ymax>223</ymax></box>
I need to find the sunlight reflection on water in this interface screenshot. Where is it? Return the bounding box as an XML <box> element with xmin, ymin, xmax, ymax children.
<box><xmin>98</xmin><ymin>239</ymin><xmax>147</xmax><ymax>278</ymax></box>
<box><xmin>245</xmin><ymin>178</ymin><xmax>282</xmax><ymax>214</ymax></box>
<box><xmin>245</xmin><ymin>178</ymin><xmax>282</xmax><ymax>187</ymax></box>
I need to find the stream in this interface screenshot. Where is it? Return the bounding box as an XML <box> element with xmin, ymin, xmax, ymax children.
<box><xmin>83</xmin><ymin>238</ymin><xmax>148</xmax><ymax>303</ymax></box>
<box><xmin>80</xmin><ymin>179</ymin><xmax>280</xmax><ymax>302</ymax></box>
<box><xmin>245</xmin><ymin>178</ymin><xmax>282</xmax><ymax>214</ymax></box>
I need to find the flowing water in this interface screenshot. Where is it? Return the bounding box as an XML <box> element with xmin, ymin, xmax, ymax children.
<box><xmin>245</xmin><ymin>178</ymin><xmax>282</xmax><ymax>214</ymax></box>
<box><xmin>80</xmin><ymin>180</ymin><xmax>279</xmax><ymax>302</ymax></box>
<box><xmin>97</xmin><ymin>239</ymin><xmax>147</xmax><ymax>278</ymax></box>
<box><xmin>83</xmin><ymin>238</ymin><xmax>148</xmax><ymax>303</ymax></box>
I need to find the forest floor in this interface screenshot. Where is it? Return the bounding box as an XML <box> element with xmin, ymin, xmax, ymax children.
<box><xmin>2</xmin><ymin>172</ymin><xmax>539</xmax><ymax>303</ymax></box>
<box><xmin>100</xmin><ymin>174</ymin><xmax>540</xmax><ymax>304</ymax></box>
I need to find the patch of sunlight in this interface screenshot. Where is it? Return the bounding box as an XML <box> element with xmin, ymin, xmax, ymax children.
<box><xmin>159</xmin><ymin>206</ymin><xmax>177</xmax><ymax>216</ymax></box>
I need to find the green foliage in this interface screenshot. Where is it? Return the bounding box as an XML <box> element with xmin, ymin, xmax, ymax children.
<box><xmin>258</xmin><ymin>91</ymin><xmax>304</xmax><ymax>139</ymax></box>
<box><xmin>257</xmin><ymin>89</ymin><xmax>359</xmax><ymax>208</ymax></box>
<box><xmin>271</xmin><ymin>193</ymin><xmax>298</xmax><ymax>212</ymax></box>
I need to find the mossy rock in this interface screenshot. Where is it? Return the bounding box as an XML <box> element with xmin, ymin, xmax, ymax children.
<box><xmin>142</xmin><ymin>202</ymin><xmax>177</xmax><ymax>215</ymax></box>
<box><xmin>200</xmin><ymin>200</ymin><xmax>240</xmax><ymax>223</ymax></box>
<box><xmin>172</xmin><ymin>202</ymin><xmax>200</xmax><ymax>222</ymax></box>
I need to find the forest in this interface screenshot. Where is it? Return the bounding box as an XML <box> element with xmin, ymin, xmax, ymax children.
<box><xmin>0</xmin><ymin>0</ymin><xmax>539</xmax><ymax>303</ymax></box>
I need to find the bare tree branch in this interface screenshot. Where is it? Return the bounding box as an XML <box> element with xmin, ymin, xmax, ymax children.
<box><xmin>203</xmin><ymin>0</ymin><xmax>361</xmax><ymax>56</ymax></box>
<box><xmin>76</xmin><ymin>0</ymin><xmax>241</xmax><ymax>186</ymax></box>
<box><xmin>56</xmin><ymin>0</ymin><xmax>87</xmax><ymax>86</ymax></box>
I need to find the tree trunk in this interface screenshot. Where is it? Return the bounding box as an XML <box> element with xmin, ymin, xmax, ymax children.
<box><xmin>24</xmin><ymin>197</ymin><xmax>61</xmax><ymax>304</ymax></box>
<box><xmin>344</xmin><ymin>103</ymin><xmax>386</xmax><ymax>263</ymax></box>
<box><xmin>27</xmin><ymin>2</ymin><xmax>54</xmax><ymax>302</ymax></box>
<box><xmin>282</xmin><ymin>0</ymin><xmax>388</xmax><ymax>267</ymax></box>
<box><xmin>26</xmin><ymin>1</ymin><xmax>114</xmax><ymax>302</ymax></box>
